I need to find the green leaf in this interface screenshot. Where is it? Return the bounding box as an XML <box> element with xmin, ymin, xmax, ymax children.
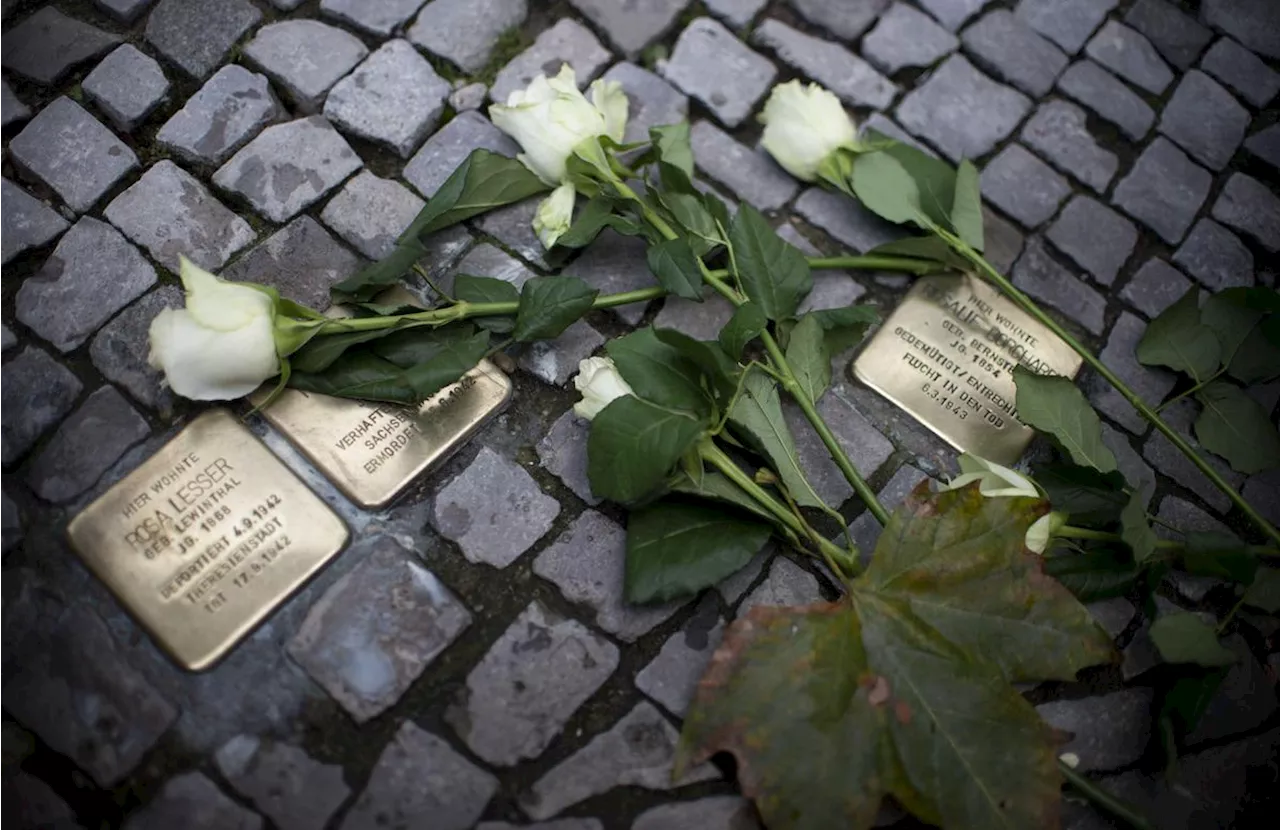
<box><xmin>513</xmin><ymin>276</ymin><xmax>599</xmax><ymax>342</ymax></box>
<box><xmin>852</xmin><ymin>143</ymin><xmax>960</xmax><ymax>231</ymax></box>
<box><xmin>1242</xmin><ymin>567</ymin><xmax>1280</xmax><ymax>612</ymax></box>
<box><xmin>1227</xmin><ymin>317</ymin><xmax>1280</xmax><ymax>384</ymax></box>
<box><xmin>1135</xmin><ymin>289</ymin><xmax>1220</xmax><ymax>383</ymax></box>
<box><xmin>719</xmin><ymin>302</ymin><xmax>767</xmax><ymax>358</ymax></box>
<box><xmin>1150</xmin><ymin>613</ymin><xmax>1238</xmax><ymax>667</ymax></box>
<box><xmin>1201</xmin><ymin>288</ymin><xmax>1266</xmax><ymax>366</ymax></box>
<box><xmin>290</xmin><ymin>327</ymin><xmax>404</xmax><ymax>374</ymax></box>
<box><xmin>653</xmin><ymin>328</ymin><xmax>740</xmax><ymax>402</ymax></box>
<box><xmin>668</xmin><ymin>470</ymin><xmax>776</xmax><ymax>523</ymax></box>
<box><xmin>867</xmin><ymin>236</ymin><xmax>969</xmax><ymax>270</ymax></box>
<box><xmin>1034</xmin><ymin>463</ymin><xmax>1129</xmax><ymax>525</ymax></box>
<box><xmin>371</xmin><ymin>324</ymin><xmax>480</xmax><ymax>368</ymax></box>
<box><xmin>728</xmin><ymin>205</ymin><xmax>812</xmax><ymax>321</ymax></box>
<box><xmin>1043</xmin><ymin>549</ymin><xmax>1141</xmax><ymax>602</ymax></box>
<box><xmin>606</xmin><ymin>328</ymin><xmax>711</xmax><ymax>416</ymax></box>
<box><xmin>1121</xmin><ymin>488</ymin><xmax>1158</xmax><ymax>563</ymax></box>
<box><xmin>662</xmin><ymin>191</ymin><xmax>721</xmax><ymax>255</ymax></box>
<box><xmin>651</xmin><ymin>122</ymin><xmax>694</xmax><ymax>178</ymax></box>
<box><xmin>785</xmin><ymin>315</ymin><xmax>831</xmax><ymax>403</ymax></box>
<box><xmin>401</xmin><ymin>329</ymin><xmax>490</xmax><ymax>399</ymax></box>
<box><xmin>587</xmin><ymin>396</ymin><xmax>706</xmax><ymax>503</ymax></box>
<box><xmin>728</xmin><ymin>368</ymin><xmax>825</xmax><ymax>509</ymax></box>
<box><xmin>950</xmin><ymin>159</ymin><xmax>984</xmax><ymax>251</ymax></box>
<box><xmin>553</xmin><ymin>196</ymin><xmax>640</xmax><ymax>248</ymax></box>
<box><xmin>455</xmin><ymin>274</ymin><xmax>520</xmax><ymax>333</ymax></box>
<box><xmin>1181</xmin><ymin>531</ymin><xmax>1258</xmax><ymax>584</ymax></box>
<box><xmin>680</xmin><ymin>486</ymin><xmax>1114</xmax><ymax>830</ymax></box>
<box><xmin>646</xmin><ymin>236</ymin><xmax>704</xmax><ymax>300</ymax></box>
<box><xmin>1194</xmin><ymin>381</ymin><xmax>1280</xmax><ymax>475</ymax></box>
<box><xmin>808</xmin><ymin>303</ymin><xmax>879</xmax><ymax>355</ymax></box>
<box><xmin>625</xmin><ymin>502</ymin><xmax>771</xmax><ymax>603</ymax></box>
<box><xmin>289</xmin><ymin>352</ymin><xmax>418</xmax><ymax>404</ymax></box>
<box><xmin>1160</xmin><ymin>670</ymin><xmax>1228</xmax><ymax>744</ymax></box>
<box><xmin>1013</xmin><ymin>366</ymin><xmax>1117</xmax><ymax>473</ymax></box>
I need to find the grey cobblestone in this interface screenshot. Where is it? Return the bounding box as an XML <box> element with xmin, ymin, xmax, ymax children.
<box><xmin>90</xmin><ymin>286</ymin><xmax>183</xmax><ymax>414</ymax></box>
<box><xmin>705</xmin><ymin>0</ymin><xmax>766</xmax><ymax>28</ymax></box>
<box><xmin>980</xmin><ymin>144</ymin><xmax>1071</xmax><ymax>229</ymax></box>
<box><xmin>480</xmin><ymin>821</ymin><xmax>602</xmax><ymax>830</ymax></box>
<box><xmin>753</xmin><ymin>19</ymin><xmax>896</xmax><ymax>111</ymax></box>
<box><xmin>795</xmin><ymin>187</ymin><xmax>902</xmax><ymax>253</ymax></box>
<box><xmin>475</xmin><ymin>199</ymin><xmax>549</xmax><ymax>269</ymax></box>
<box><xmin>244</xmin><ymin>21</ymin><xmax>367</xmax><ymax>113</ymax></box>
<box><xmin>691</xmin><ymin>120</ymin><xmax>797</xmax><ymax>211</ymax></box>
<box><xmin>848</xmin><ymin>464</ymin><xmax>930</xmax><ymax>557</ymax></box>
<box><xmin>1158</xmin><ymin>70</ymin><xmax>1249</xmax><ymax>171</ymax></box>
<box><xmin>9</xmin><ymin>97</ymin><xmax>138</xmax><ymax>214</ymax></box>
<box><xmin>124</xmin><ymin>773</ymin><xmax>261</xmax><ymax>830</ymax></box>
<box><xmin>1144</xmin><ymin>403</ymin><xmax>1246</xmax><ymax>514</ymax></box>
<box><xmin>1020</xmin><ymin>100</ymin><xmax>1117</xmax><ymax>193</ymax></box>
<box><xmin>1124</xmin><ymin>0</ymin><xmax>1211</xmax><ymax>71</ymax></box>
<box><xmin>1085</xmin><ymin>20</ymin><xmax>1173</xmax><ymax>95</ymax></box>
<box><xmin>105</xmin><ymin>160</ymin><xmax>255</xmax><ymax>273</ymax></box>
<box><xmin>635</xmin><ymin>606</ymin><xmax>724</xmax><ymax>717</ymax></box>
<box><xmin>215</xmin><ymin>737</ymin><xmax>350</xmax><ymax>830</ymax></box>
<box><xmin>917</xmin><ymin>0</ymin><xmax>986</xmax><ymax>32</ymax></box>
<box><xmin>4</xmin><ymin>771</ymin><xmax>80</xmax><ymax>828</ymax></box>
<box><xmin>1187</xmin><ymin>634</ymin><xmax>1278</xmax><ymax>745</ymax></box>
<box><xmin>633</xmin><ymin>797</ymin><xmax>760</xmax><ymax>830</ymax></box>
<box><xmin>27</xmin><ymin>386</ymin><xmax>150</xmax><ymax>503</ymax></box>
<box><xmin>563</xmin><ymin>230</ymin><xmax>657</xmax><ymax>326</ymax></box>
<box><xmin>320</xmin><ymin>0</ymin><xmax>426</xmax><ymax>36</ymax></box>
<box><xmin>491</xmin><ymin>18</ymin><xmax>611</xmax><ymax>105</ymax></box>
<box><xmin>739</xmin><ymin>556</ymin><xmax>824</xmax><ymax>615</ymax></box>
<box><xmin>787</xmin><ymin>0</ymin><xmax>887</xmax><ymax>40</ymax></box>
<box><xmin>1121</xmin><ymin>259</ymin><xmax>1193</xmax><ymax>319</ymax></box>
<box><xmin>445</xmin><ymin>243</ymin><xmax>534</xmax><ymax>295</ymax></box>
<box><xmin>1046</xmin><ymin>196</ymin><xmax>1137</xmax><ymax>285</ymax></box>
<box><xmin>897</xmin><ymin>55</ymin><xmax>1031</xmax><ymax>162</ymax></box>
<box><xmin>862</xmin><ymin>3</ymin><xmax>958</xmax><ymax>74</ymax></box>
<box><xmin>0</xmin><ymin>326</ymin><xmax>16</xmax><ymax>352</ymax></box>
<box><xmin>1173</xmin><ymin>219</ymin><xmax>1253</xmax><ymax>290</ymax></box>
<box><xmin>1056</xmin><ymin>60</ymin><xmax>1154</xmax><ymax>141</ymax></box>
<box><xmin>568</xmin><ymin>0</ymin><xmax>688</xmax><ymax>57</ymax></box>
<box><xmin>287</xmin><ymin>537</ymin><xmax>473</xmax><ymax>723</ymax></box>
<box><xmin>145</xmin><ymin>0</ymin><xmax>262</xmax><ymax>80</ymax></box>
<box><xmin>448</xmin><ymin>600</ymin><xmax>619</xmax><ymax>765</ymax></box>
<box><xmin>982</xmin><ymin>207</ymin><xmax>1024</xmax><ymax>274</ymax></box>
<box><xmin>1201</xmin><ymin>0</ymin><xmax>1280</xmax><ymax>61</ymax></box>
<box><xmin>1102</xmin><ymin>422</ymin><xmax>1157</xmax><ymax>501</ymax></box>
<box><xmin>1</xmin><ymin>178</ymin><xmax>69</xmax><ymax>264</ymax></box>
<box><xmin>1087</xmin><ymin>596</ymin><xmax>1137</xmax><ymax>639</ymax></box>
<box><xmin>321</xmin><ymin>171</ymin><xmax>425</xmax><ymax>261</ymax></box>
<box><xmin>432</xmin><ymin>446</ymin><xmax>560</xmax><ymax>568</ymax></box>
<box><xmin>662</xmin><ymin>17</ymin><xmax>776</xmax><ymax>128</ymax></box>
<box><xmin>155</xmin><ymin>65</ymin><xmax>284</xmax><ymax>167</ymax></box>
<box><xmin>653</xmin><ymin>292</ymin><xmax>736</xmax><ymax>341</ymax></box>
<box><xmin>1201</xmin><ymin>38</ymin><xmax>1279</xmax><ymax>108</ymax></box>
<box><xmin>82</xmin><ymin>45</ymin><xmax>169</xmax><ymax>132</ymax></box>
<box><xmin>1112</xmin><ymin>137</ymin><xmax>1211</xmax><ymax>245</ymax></box>
<box><xmin>784</xmin><ymin>393</ymin><xmax>894</xmax><ymax>506</ymax></box>
<box><xmin>1</xmin><ymin>347</ymin><xmax>83</xmax><ymax>464</ymax></box>
<box><xmin>1011</xmin><ymin>237</ymin><xmax>1106</xmax><ymax>335</ymax></box>
<box><xmin>1</xmin><ymin>80</ymin><xmax>30</xmax><ymax>127</ymax></box>
<box><xmin>450</xmin><ymin>82</ymin><xmax>489</xmax><ymax>112</ymax></box>
<box><xmin>16</xmin><ymin>217</ymin><xmax>156</xmax><ymax>353</ymax></box>
<box><xmin>1037</xmin><ymin>689</ymin><xmax>1154</xmax><ymax>773</ymax></box>
<box><xmin>1</xmin><ymin>7</ymin><xmax>121</xmax><ymax>84</ymax></box>
<box><xmin>222</xmin><ymin>216</ymin><xmax>361</xmax><ymax>310</ymax></box>
<box><xmin>95</xmin><ymin>0</ymin><xmax>155</xmax><ymax>18</ymax></box>
<box><xmin>1212</xmin><ymin>173</ymin><xmax>1280</xmax><ymax>253</ymax></box>
<box><xmin>963</xmin><ymin>10</ymin><xmax>1068</xmax><ymax>97</ymax></box>
<box><xmin>1087</xmin><ymin>312</ymin><xmax>1176</xmax><ymax>434</ymax></box>
<box><xmin>1245</xmin><ymin>124</ymin><xmax>1280</xmax><ymax>171</ymax></box>
<box><xmin>534</xmin><ymin>511</ymin><xmax>687</xmax><ymax>641</ymax></box>
<box><xmin>537</xmin><ymin>410</ymin><xmax>599</xmax><ymax>505</ymax></box>
<box><xmin>520</xmin><ymin>320</ymin><xmax>607</xmax><ymax>386</ymax></box>
<box><xmin>601</xmin><ymin>62</ymin><xmax>688</xmax><ymax>143</ymax></box>
<box><xmin>324</xmin><ymin>40</ymin><xmax>450</xmax><ymax>158</ymax></box>
<box><xmin>409</xmin><ymin>0</ymin><xmax>529</xmax><ymax>75</ymax></box>
<box><xmin>1016</xmin><ymin>0</ymin><xmax>1115</xmax><ymax>54</ymax></box>
<box><xmin>404</xmin><ymin>112</ymin><xmax>518</xmax><ymax>199</ymax></box>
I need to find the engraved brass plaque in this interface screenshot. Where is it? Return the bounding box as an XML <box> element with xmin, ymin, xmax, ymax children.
<box><xmin>251</xmin><ymin>360</ymin><xmax>512</xmax><ymax>508</ymax></box>
<box><xmin>67</xmin><ymin>409</ymin><xmax>349</xmax><ymax>671</ymax></box>
<box><xmin>852</xmin><ymin>273</ymin><xmax>1083</xmax><ymax>464</ymax></box>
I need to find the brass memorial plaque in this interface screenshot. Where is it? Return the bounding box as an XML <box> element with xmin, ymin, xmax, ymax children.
<box><xmin>250</xmin><ymin>360</ymin><xmax>513</xmax><ymax>508</ymax></box>
<box><xmin>67</xmin><ymin>409</ymin><xmax>349</xmax><ymax>671</ymax></box>
<box><xmin>852</xmin><ymin>273</ymin><xmax>1083</xmax><ymax>464</ymax></box>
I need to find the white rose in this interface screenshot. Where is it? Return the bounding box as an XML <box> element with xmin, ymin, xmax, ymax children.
<box><xmin>148</xmin><ymin>257</ymin><xmax>280</xmax><ymax>401</ymax></box>
<box><xmin>1024</xmin><ymin>511</ymin><xmax>1067</xmax><ymax>554</ymax></box>
<box><xmin>533</xmin><ymin>182</ymin><xmax>577</xmax><ymax>249</ymax></box>
<box><xmin>760</xmin><ymin>80</ymin><xmax>857</xmax><ymax>182</ymax></box>
<box><xmin>945</xmin><ymin>454</ymin><xmax>1039</xmax><ymax>499</ymax></box>
<box><xmin>572</xmin><ymin>356</ymin><xmax>635</xmax><ymax>420</ymax></box>
<box><xmin>489</xmin><ymin>64</ymin><xmax>628</xmax><ymax>187</ymax></box>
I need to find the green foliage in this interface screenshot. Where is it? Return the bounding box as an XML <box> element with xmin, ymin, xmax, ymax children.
<box><xmin>556</xmin><ymin>197</ymin><xmax>642</xmax><ymax>248</ymax></box>
<box><xmin>513</xmin><ymin>276</ymin><xmax>598</xmax><ymax>342</ymax></box>
<box><xmin>455</xmin><ymin>274</ymin><xmax>520</xmax><ymax>333</ymax></box>
<box><xmin>1014</xmin><ymin>367</ymin><xmax>1117</xmax><ymax>474</ymax></box>
<box><xmin>646</xmin><ymin>236</ymin><xmax>704</xmax><ymax>300</ymax></box>
<box><xmin>607</xmin><ymin>328</ymin><xmax>712</xmax><ymax>416</ymax></box>
<box><xmin>668</xmin><ymin>470</ymin><xmax>776</xmax><ymax>522</ymax></box>
<box><xmin>1034</xmin><ymin>463</ymin><xmax>1128</xmax><ymax>525</ymax></box>
<box><xmin>653</xmin><ymin>328</ymin><xmax>740</xmax><ymax>402</ymax></box>
<box><xmin>1181</xmin><ymin>531</ymin><xmax>1258</xmax><ymax>584</ymax></box>
<box><xmin>625</xmin><ymin>502</ymin><xmax>771</xmax><ymax>603</ymax></box>
<box><xmin>1149</xmin><ymin>613</ymin><xmax>1237</xmax><ymax>667</ymax></box>
<box><xmin>729</xmin><ymin>369</ymin><xmax>825</xmax><ymax>509</ymax></box>
<box><xmin>1136</xmin><ymin>289</ymin><xmax>1220</xmax><ymax>383</ymax></box>
<box><xmin>851</xmin><ymin>142</ymin><xmax>977</xmax><ymax>244</ymax></box>
<box><xmin>719</xmin><ymin>302</ymin><xmax>767</xmax><ymax>359</ymax></box>
<box><xmin>1042</xmin><ymin>549</ymin><xmax>1141</xmax><ymax>602</ymax></box>
<box><xmin>784</xmin><ymin>315</ymin><xmax>831</xmax><ymax>403</ymax></box>
<box><xmin>651</xmin><ymin>122</ymin><xmax>694</xmax><ymax>178</ymax></box>
<box><xmin>807</xmin><ymin>303</ymin><xmax>879</xmax><ymax>355</ymax></box>
<box><xmin>1243</xmin><ymin>567</ymin><xmax>1280</xmax><ymax>612</ymax></box>
<box><xmin>587</xmin><ymin>396</ymin><xmax>706</xmax><ymax>503</ymax></box>
<box><xmin>950</xmin><ymin>160</ymin><xmax>984</xmax><ymax>251</ymax></box>
<box><xmin>728</xmin><ymin>205</ymin><xmax>812</xmax><ymax>321</ymax></box>
<box><xmin>1121</xmin><ymin>488</ymin><xmax>1158</xmax><ymax>563</ymax></box>
<box><xmin>1193</xmin><ymin>381</ymin><xmax>1280</xmax><ymax>474</ymax></box>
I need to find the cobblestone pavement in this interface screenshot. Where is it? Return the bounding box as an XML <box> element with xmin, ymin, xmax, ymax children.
<box><xmin>3</xmin><ymin>1</ymin><xmax>1279</xmax><ymax>828</ymax></box>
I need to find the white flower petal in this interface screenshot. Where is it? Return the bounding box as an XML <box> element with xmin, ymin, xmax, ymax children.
<box><xmin>148</xmin><ymin>307</ymin><xmax>279</xmax><ymax>400</ymax></box>
<box><xmin>572</xmin><ymin>355</ymin><xmax>635</xmax><ymax>420</ymax></box>
<box><xmin>533</xmin><ymin>182</ymin><xmax>577</xmax><ymax>249</ymax></box>
<box><xmin>589</xmin><ymin>78</ymin><xmax>628</xmax><ymax>143</ymax></box>
<box><xmin>760</xmin><ymin>81</ymin><xmax>856</xmax><ymax>182</ymax></box>
<box><xmin>179</xmin><ymin>256</ymin><xmax>273</xmax><ymax>332</ymax></box>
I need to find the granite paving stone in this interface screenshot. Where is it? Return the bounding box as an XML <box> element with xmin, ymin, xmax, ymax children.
<box><xmin>916</xmin><ymin>0</ymin><xmax>986</xmax><ymax>32</ymax></box>
<box><xmin>980</xmin><ymin>144</ymin><xmax>1071</xmax><ymax>229</ymax></box>
<box><xmin>786</xmin><ymin>0</ymin><xmax>887</xmax><ymax>40</ymax></box>
<box><xmin>0</xmin><ymin>7</ymin><xmax>121</xmax><ymax>84</ymax></box>
<box><xmin>520</xmin><ymin>320</ymin><xmax>607</xmax><ymax>387</ymax></box>
<box><xmin>738</xmin><ymin>556</ymin><xmax>825</xmax><ymax>616</ymax></box>
<box><xmin>1086</xmin><ymin>312</ymin><xmax>1176</xmax><ymax>434</ymax></box>
<box><xmin>981</xmin><ymin>207</ymin><xmax>1025</xmax><ymax>273</ymax></box>
<box><xmin>82</xmin><ymin>45</ymin><xmax>169</xmax><ymax>131</ymax></box>
<box><xmin>784</xmin><ymin>393</ymin><xmax>894</xmax><ymax>506</ymax></box>
<box><xmin>1046</xmin><ymin>196</ymin><xmax>1138</xmax><ymax>285</ymax></box>
<box><xmin>601</xmin><ymin>62</ymin><xmax>689</xmax><ymax>143</ymax></box>
<box><xmin>704</xmin><ymin>0</ymin><xmax>766</xmax><ymax>28</ymax></box>
<box><xmin>1173</xmin><ymin>219</ymin><xmax>1254</xmax><ymax>290</ymax></box>
<box><xmin>213</xmin><ymin>116</ymin><xmax>363</xmax><ymax>223</ymax></box>
<box><xmin>321</xmin><ymin>0</ymin><xmax>428</xmax><ymax>36</ymax></box>
<box><xmin>1121</xmin><ymin>259</ymin><xmax>1193</xmax><ymax>318</ymax></box>
<box><xmin>0</xmin><ymin>347</ymin><xmax>83</xmax><ymax>464</ymax></box>
<box><xmin>124</xmin><ymin>773</ymin><xmax>261</xmax><ymax>830</ymax></box>
<box><xmin>222</xmin><ymin>216</ymin><xmax>361</xmax><ymax>310</ymax></box>
<box><xmin>490</xmin><ymin>18</ymin><xmax>611</xmax><ymax>104</ymax></box>
<box><xmin>1</xmin><ymin>326</ymin><xmax>16</xmax><ymax>352</ymax></box>
<box><xmin>1112</xmin><ymin>137</ymin><xmax>1211</xmax><ymax>245</ymax></box>
<box><xmin>16</xmin><ymin>218</ymin><xmax>156</xmax><ymax>353</ymax></box>
<box><xmin>340</xmin><ymin>723</ymin><xmax>497</xmax><ymax>830</ymax></box>
<box><xmin>443</xmin><ymin>243</ymin><xmax>534</xmax><ymax>296</ymax></box>
<box><xmin>1201</xmin><ymin>0</ymin><xmax>1280</xmax><ymax>61</ymax></box>
<box><xmin>963</xmin><ymin>10</ymin><xmax>1069</xmax><ymax>97</ymax></box>
<box><xmin>536</xmin><ymin>410</ymin><xmax>599</xmax><ymax>505</ymax></box>
<box><xmin>1019</xmin><ymin>100</ymin><xmax>1117</xmax><ymax>193</ymax></box>
<box><xmin>480</xmin><ymin>822</ymin><xmax>602</xmax><ymax>830</ymax></box>
<box><xmin>1245</xmin><ymin>124</ymin><xmax>1280</xmax><ymax>171</ymax></box>
<box><xmin>8</xmin><ymin>98</ymin><xmax>139</xmax><ymax>214</ymax></box>
<box><xmin>1158</xmin><ymin>70</ymin><xmax>1248</xmax><ymax>171</ymax></box>
<box><xmin>534</xmin><ymin>511</ymin><xmax>687</xmax><ymax>641</ymax></box>
<box><xmin>1085</xmin><ymin>20</ymin><xmax>1174</xmax><ymax>94</ymax></box>
<box><xmin>90</xmin><ymin>286</ymin><xmax>182</xmax><ymax>414</ymax></box>
<box><xmin>1087</xmin><ymin>597</ymin><xmax>1137</xmax><ymax>639</ymax></box>
<box><xmin>897</xmin><ymin>55</ymin><xmax>1031</xmax><ymax>162</ymax></box>
<box><xmin>26</xmin><ymin>386</ymin><xmax>150</xmax><ymax>503</ymax></box>
<box><xmin>403</xmin><ymin>111</ymin><xmax>518</xmax><ymax>199</ymax></box>
<box><xmin>1</xmin><ymin>79</ymin><xmax>30</xmax><ymax>127</ymax></box>
<box><xmin>653</xmin><ymin>291</ymin><xmax>737</xmax><ymax>340</ymax></box>
<box><xmin>244</xmin><ymin>21</ymin><xmax>368</xmax><ymax>113</ymax></box>
<box><xmin>568</xmin><ymin>0</ymin><xmax>688</xmax><ymax>57</ymax></box>
<box><xmin>1124</xmin><ymin>0</ymin><xmax>1211</xmax><ymax>70</ymax></box>
<box><xmin>564</xmin><ymin>231</ymin><xmax>656</xmax><ymax>326</ymax></box>
<box><xmin>1201</xmin><ymin>38</ymin><xmax>1280</xmax><ymax>108</ymax></box>
<box><xmin>1143</xmin><ymin>404</ymin><xmax>1245</xmax><ymax>513</ymax></box>
<box><xmin>2</xmin><ymin>602</ymin><xmax>177</xmax><ymax>787</ymax></box>
<box><xmin>321</xmin><ymin>171</ymin><xmax>425</xmax><ymax>260</ymax></box>
<box><xmin>521</xmin><ymin>702</ymin><xmax>717</xmax><ymax>820</ymax></box>
<box><xmin>794</xmin><ymin>187</ymin><xmax>903</xmax><ymax>253</ymax></box>
<box><xmin>1103</xmin><ymin>422</ymin><xmax>1157</xmax><ymax>500</ymax></box>
<box><xmin>662</xmin><ymin>17</ymin><xmax>776</xmax><ymax>128</ymax></box>
<box><xmin>1212</xmin><ymin>173</ymin><xmax>1280</xmax><ymax>253</ymax></box>
<box><xmin>324</xmin><ymin>40</ymin><xmax>451</xmax><ymax>158</ymax></box>
<box><xmin>1036</xmin><ymin>689</ymin><xmax>1154</xmax><ymax>772</ymax></box>
<box><xmin>145</xmin><ymin>0</ymin><xmax>263</xmax><ymax>80</ymax></box>
<box><xmin>450</xmin><ymin>82</ymin><xmax>489</xmax><ymax>112</ymax></box>
<box><xmin>862</xmin><ymin>3</ymin><xmax>958</xmax><ymax>74</ymax></box>
<box><xmin>753</xmin><ymin>19</ymin><xmax>896</xmax><ymax>111</ymax></box>
<box><xmin>690</xmin><ymin>121</ymin><xmax>797</xmax><ymax>211</ymax></box>
<box><xmin>635</xmin><ymin>606</ymin><xmax>724</xmax><ymax>717</ymax></box>
<box><xmin>1</xmin><ymin>178</ymin><xmax>69</xmax><ymax>264</ymax></box>
<box><xmin>4</xmin><ymin>772</ymin><xmax>81</xmax><ymax>829</ymax></box>
<box><xmin>1011</xmin><ymin>237</ymin><xmax>1106</xmax><ymax>335</ymax></box>
<box><xmin>447</xmin><ymin>600</ymin><xmax>619</xmax><ymax>766</ymax></box>
<box><xmin>155</xmin><ymin>65</ymin><xmax>284</xmax><ymax>166</ymax></box>
<box><xmin>1015</xmin><ymin>0</ymin><xmax>1115</xmax><ymax>54</ymax></box>
<box><xmin>431</xmin><ymin>447</ymin><xmax>560</xmax><ymax>568</ymax></box>
<box><xmin>105</xmin><ymin>160</ymin><xmax>255</xmax><ymax>273</ymax></box>
<box><xmin>632</xmin><ymin>797</ymin><xmax>760</xmax><ymax>830</ymax></box>
<box><xmin>847</xmin><ymin>463</ymin><xmax>931</xmax><ymax>556</ymax></box>
<box><xmin>862</xmin><ymin>112</ymin><xmax>932</xmax><ymax>153</ymax></box>
<box><xmin>1056</xmin><ymin>61</ymin><xmax>1154</xmax><ymax>141</ymax></box>
<box><xmin>288</xmin><ymin>537</ymin><xmax>472</xmax><ymax>723</ymax></box>
<box><xmin>409</xmin><ymin>0</ymin><xmax>529</xmax><ymax>74</ymax></box>
<box><xmin>96</xmin><ymin>0</ymin><xmax>155</xmax><ymax>23</ymax></box>
<box><xmin>1155</xmin><ymin>498</ymin><xmax>1230</xmax><ymax>603</ymax></box>
<box><xmin>475</xmin><ymin>199</ymin><xmax>549</xmax><ymax>269</ymax></box>
<box><xmin>215</xmin><ymin>737</ymin><xmax>350</xmax><ymax>830</ymax></box>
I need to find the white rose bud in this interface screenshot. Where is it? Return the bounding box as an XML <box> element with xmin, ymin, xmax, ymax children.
<box><xmin>1024</xmin><ymin>511</ymin><xmax>1067</xmax><ymax>554</ymax></box>
<box><xmin>760</xmin><ymin>80</ymin><xmax>857</xmax><ymax>182</ymax></box>
<box><xmin>945</xmin><ymin>454</ymin><xmax>1040</xmax><ymax>499</ymax></box>
<box><xmin>572</xmin><ymin>356</ymin><xmax>636</xmax><ymax>420</ymax></box>
<box><xmin>533</xmin><ymin>181</ymin><xmax>577</xmax><ymax>250</ymax></box>
<box><xmin>147</xmin><ymin>256</ymin><xmax>280</xmax><ymax>401</ymax></box>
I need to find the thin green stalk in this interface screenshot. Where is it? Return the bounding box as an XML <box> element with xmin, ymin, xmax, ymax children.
<box><xmin>1057</xmin><ymin>525</ymin><xmax>1279</xmax><ymax>557</ymax></box>
<box><xmin>1155</xmin><ymin>366</ymin><xmax>1227</xmax><ymax>413</ymax></box>
<box><xmin>1058</xmin><ymin>763</ymin><xmax>1153</xmax><ymax>830</ymax></box>
<box><xmin>807</xmin><ymin>255</ymin><xmax>947</xmax><ymax>275</ymax></box>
